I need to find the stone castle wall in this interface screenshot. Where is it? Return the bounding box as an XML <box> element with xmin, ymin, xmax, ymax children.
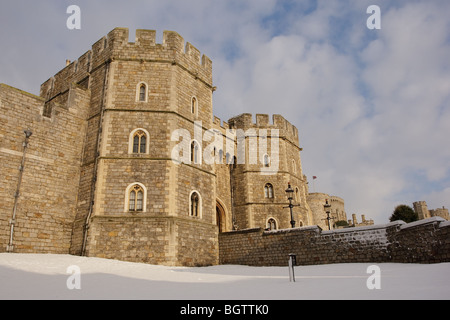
<box><xmin>0</xmin><ymin>83</ymin><xmax>90</xmax><ymax>254</ymax></box>
<box><xmin>86</xmin><ymin>215</ymin><xmax>218</xmax><ymax>266</ymax></box>
<box><xmin>219</xmin><ymin>217</ymin><xmax>450</xmax><ymax>266</ymax></box>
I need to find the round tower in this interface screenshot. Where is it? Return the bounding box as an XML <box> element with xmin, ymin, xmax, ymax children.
<box><xmin>306</xmin><ymin>193</ymin><xmax>346</xmax><ymax>230</ymax></box>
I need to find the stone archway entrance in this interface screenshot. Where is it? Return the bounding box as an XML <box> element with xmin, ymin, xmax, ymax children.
<box><xmin>216</xmin><ymin>200</ymin><xmax>226</xmax><ymax>233</ymax></box>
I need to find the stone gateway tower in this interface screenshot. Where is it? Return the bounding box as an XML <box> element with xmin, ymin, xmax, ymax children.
<box><xmin>1</xmin><ymin>28</ymin><xmax>345</xmax><ymax>266</ymax></box>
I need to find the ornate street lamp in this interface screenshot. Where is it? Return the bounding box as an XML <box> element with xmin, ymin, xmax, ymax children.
<box><xmin>284</xmin><ymin>183</ymin><xmax>300</xmax><ymax>228</ymax></box>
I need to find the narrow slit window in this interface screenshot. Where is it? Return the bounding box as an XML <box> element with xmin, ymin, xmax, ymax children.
<box><xmin>129</xmin><ymin>189</ymin><xmax>136</xmax><ymax>211</ymax></box>
<box><xmin>136</xmin><ymin>189</ymin><xmax>143</xmax><ymax>211</ymax></box>
<box><xmin>191</xmin><ymin>141</ymin><xmax>200</xmax><ymax>164</ymax></box>
<box><xmin>190</xmin><ymin>192</ymin><xmax>200</xmax><ymax>217</ymax></box>
<box><xmin>139</xmin><ymin>135</ymin><xmax>146</xmax><ymax>154</ymax></box>
<box><xmin>191</xmin><ymin>97</ymin><xmax>197</xmax><ymax>114</ymax></box>
<box><xmin>263</xmin><ymin>154</ymin><xmax>270</xmax><ymax>167</ymax></box>
<box><xmin>139</xmin><ymin>84</ymin><xmax>146</xmax><ymax>102</ymax></box>
<box><xmin>218</xmin><ymin>149</ymin><xmax>223</xmax><ymax>164</ymax></box>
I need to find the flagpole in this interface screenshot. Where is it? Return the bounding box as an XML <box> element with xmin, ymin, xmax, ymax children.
<box><xmin>312</xmin><ymin>176</ymin><xmax>317</xmax><ymax>193</ymax></box>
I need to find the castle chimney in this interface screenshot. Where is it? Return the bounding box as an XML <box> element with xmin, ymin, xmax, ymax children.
<box><xmin>66</xmin><ymin>59</ymin><xmax>71</xmax><ymax>66</ymax></box>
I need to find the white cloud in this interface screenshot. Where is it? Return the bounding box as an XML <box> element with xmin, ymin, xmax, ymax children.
<box><xmin>426</xmin><ymin>187</ymin><xmax>450</xmax><ymax>212</ymax></box>
<box><xmin>347</xmin><ymin>1</ymin><xmax>450</xmax><ymax>220</ymax></box>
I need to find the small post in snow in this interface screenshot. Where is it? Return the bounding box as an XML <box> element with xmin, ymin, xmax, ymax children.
<box><xmin>288</xmin><ymin>253</ymin><xmax>296</xmax><ymax>282</ymax></box>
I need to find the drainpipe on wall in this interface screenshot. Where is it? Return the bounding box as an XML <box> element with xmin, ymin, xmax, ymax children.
<box><xmin>7</xmin><ymin>129</ymin><xmax>32</xmax><ymax>253</ymax></box>
<box><xmin>229</xmin><ymin>161</ymin><xmax>237</xmax><ymax>230</ymax></box>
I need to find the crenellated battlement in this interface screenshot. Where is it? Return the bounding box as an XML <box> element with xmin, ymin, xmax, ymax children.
<box><xmin>40</xmin><ymin>28</ymin><xmax>213</xmax><ymax>99</ymax></box>
<box><xmin>211</xmin><ymin>113</ymin><xmax>300</xmax><ymax>146</ymax></box>
<box><xmin>227</xmin><ymin>113</ymin><xmax>299</xmax><ymax>146</ymax></box>
<box><xmin>211</xmin><ymin>115</ymin><xmax>230</xmax><ymax>135</ymax></box>
<box><xmin>108</xmin><ymin>28</ymin><xmax>212</xmax><ymax>70</ymax></box>
<box><xmin>330</xmin><ymin>195</ymin><xmax>345</xmax><ymax>203</ymax></box>
<box><xmin>228</xmin><ymin>113</ymin><xmax>297</xmax><ymax>131</ymax></box>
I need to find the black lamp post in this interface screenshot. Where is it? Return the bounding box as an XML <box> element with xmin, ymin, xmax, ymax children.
<box><xmin>284</xmin><ymin>183</ymin><xmax>300</xmax><ymax>228</ymax></box>
<box><xmin>323</xmin><ymin>199</ymin><xmax>334</xmax><ymax>230</ymax></box>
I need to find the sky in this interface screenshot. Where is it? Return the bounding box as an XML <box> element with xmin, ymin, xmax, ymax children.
<box><xmin>0</xmin><ymin>0</ymin><xmax>449</xmax><ymax>224</ymax></box>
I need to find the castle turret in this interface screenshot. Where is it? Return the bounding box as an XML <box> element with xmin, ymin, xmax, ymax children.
<box><xmin>226</xmin><ymin>113</ymin><xmax>311</xmax><ymax>230</ymax></box>
<box><xmin>414</xmin><ymin>201</ymin><xmax>449</xmax><ymax>221</ymax></box>
<box><xmin>413</xmin><ymin>201</ymin><xmax>430</xmax><ymax>220</ymax></box>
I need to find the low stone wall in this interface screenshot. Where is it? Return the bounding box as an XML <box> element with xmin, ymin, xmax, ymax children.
<box><xmin>219</xmin><ymin>217</ymin><xmax>450</xmax><ymax>266</ymax></box>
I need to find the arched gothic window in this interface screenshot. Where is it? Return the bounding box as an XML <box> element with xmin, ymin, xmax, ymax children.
<box><xmin>133</xmin><ymin>130</ymin><xmax>147</xmax><ymax>154</ymax></box>
<box><xmin>129</xmin><ymin>185</ymin><xmax>144</xmax><ymax>212</ymax></box>
<box><xmin>125</xmin><ymin>183</ymin><xmax>147</xmax><ymax>213</ymax></box>
<box><xmin>264</xmin><ymin>183</ymin><xmax>274</xmax><ymax>199</ymax></box>
<box><xmin>267</xmin><ymin>218</ymin><xmax>277</xmax><ymax>230</ymax></box>
<box><xmin>136</xmin><ymin>82</ymin><xmax>148</xmax><ymax>102</ymax></box>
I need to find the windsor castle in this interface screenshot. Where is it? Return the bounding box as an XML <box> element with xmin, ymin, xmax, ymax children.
<box><xmin>1</xmin><ymin>28</ymin><xmax>366</xmax><ymax>266</ymax></box>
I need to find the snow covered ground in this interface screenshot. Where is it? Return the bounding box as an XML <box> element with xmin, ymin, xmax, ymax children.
<box><xmin>0</xmin><ymin>253</ymin><xmax>449</xmax><ymax>300</ymax></box>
